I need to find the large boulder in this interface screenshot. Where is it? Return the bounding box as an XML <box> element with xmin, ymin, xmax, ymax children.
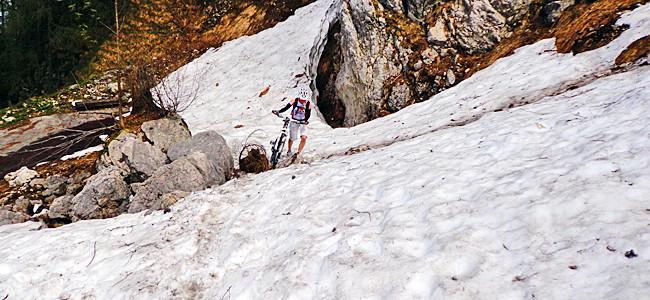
<box><xmin>48</xmin><ymin>195</ymin><xmax>74</xmax><ymax>219</ymax></box>
<box><xmin>71</xmin><ymin>166</ymin><xmax>131</xmax><ymax>220</ymax></box>
<box><xmin>99</xmin><ymin>133</ymin><xmax>168</xmax><ymax>178</ymax></box>
<box><xmin>0</xmin><ymin>209</ymin><xmax>30</xmax><ymax>226</ymax></box>
<box><xmin>42</xmin><ymin>175</ymin><xmax>68</xmax><ymax>197</ymax></box>
<box><xmin>326</xmin><ymin>0</ymin><xmax>565</xmax><ymax>125</ymax></box>
<box><xmin>167</xmin><ymin>130</ymin><xmax>234</xmax><ymax>180</ymax></box>
<box><xmin>4</xmin><ymin>167</ymin><xmax>38</xmax><ymax>187</ymax></box>
<box><xmin>141</xmin><ymin>117</ymin><xmax>191</xmax><ymax>153</ymax></box>
<box><xmin>128</xmin><ymin>152</ymin><xmax>225</xmax><ymax>213</ymax></box>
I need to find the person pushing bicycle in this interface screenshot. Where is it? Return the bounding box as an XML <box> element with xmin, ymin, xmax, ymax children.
<box><xmin>272</xmin><ymin>88</ymin><xmax>312</xmax><ymax>156</ymax></box>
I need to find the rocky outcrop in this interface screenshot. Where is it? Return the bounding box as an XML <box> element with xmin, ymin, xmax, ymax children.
<box><xmin>4</xmin><ymin>167</ymin><xmax>38</xmax><ymax>187</ymax></box>
<box><xmin>168</xmin><ymin>131</ymin><xmax>234</xmax><ymax>180</ymax></box>
<box><xmin>127</xmin><ymin>153</ymin><xmax>220</xmax><ymax>213</ymax></box>
<box><xmin>99</xmin><ymin>133</ymin><xmax>168</xmax><ymax>178</ymax></box>
<box><xmin>317</xmin><ymin>0</ymin><xmax>578</xmax><ymax>126</ymax></box>
<box><xmin>0</xmin><ymin>209</ymin><xmax>30</xmax><ymax>226</ymax></box>
<box><xmin>130</xmin><ymin>131</ymin><xmax>234</xmax><ymax>213</ymax></box>
<box><xmin>71</xmin><ymin>166</ymin><xmax>131</xmax><ymax>220</ymax></box>
<box><xmin>141</xmin><ymin>117</ymin><xmax>191</xmax><ymax>153</ymax></box>
<box><xmin>48</xmin><ymin>195</ymin><xmax>74</xmax><ymax>219</ymax></box>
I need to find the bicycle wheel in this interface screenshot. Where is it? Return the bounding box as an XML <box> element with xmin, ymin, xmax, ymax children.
<box><xmin>271</xmin><ymin>135</ymin><xmax>285</xmax><ymax>169</ymax></box>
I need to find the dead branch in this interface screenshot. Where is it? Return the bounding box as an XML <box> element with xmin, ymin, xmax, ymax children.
<box><xmin>150</xmin><ymin>60</ymin><xmax>214</xmax><ymax>114</ymax></box>
<box><xmin>87</xmin><ymin>241</ymin><xmax>97</xmax><ymax>267</ymax></box>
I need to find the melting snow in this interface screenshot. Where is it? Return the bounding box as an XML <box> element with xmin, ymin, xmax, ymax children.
<box><xmin>1</xmin><ymin>1</ymin><xmax>649</xmax><ymax>299</ymax></box>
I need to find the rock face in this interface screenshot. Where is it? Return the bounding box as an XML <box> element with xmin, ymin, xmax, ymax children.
<box><xmin>128</xmin><ymin>152</ymin><xmax>225</xmax><ymax>213</ymax></box>
<box><xmin>129</xmin><ymin>131</ymin><xmax>233</xmax><ymax>213</ymax></box>
<box><xmin>100</xmin><ymin>133</ymin><xmax>168</xmax><ymax>178</ymax></box>
<box><xmin>71</xmin><ymin>166</ymin><xmax>131</xmax><ymax>220</ymax></box>
<box><xmin>48</xmin><ymin>195</ymin><xmax>74</xmax><ymax>219</ymax></box>
<box><xmin>141</xmin><ymin>117</ymin><xmax>191</xmax><ymax>153</ymax></box>
<box><xmin>168</xmin><ymin>130</ymin><xmax>234</xmax><ymax>179</ymax></box>
<box><xmin>0</xmin><ymin>209</ymin><xmax>30</xmax><ymax>226</ymax></box>
<box><xmin>4</xmin><ymin>167</ymin><xmax>38</xmax><ymax>187</ymax></box>
<box><xmin>319</xmin><ymin>0</ymin><xmax>573</xmax><ymax>126</ymax></box>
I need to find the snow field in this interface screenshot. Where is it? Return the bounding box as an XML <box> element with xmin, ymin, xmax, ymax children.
<box><xmin>1</xmin><ymin>1</ymin><xmax>649</xmax><ymax>299</ymax></box>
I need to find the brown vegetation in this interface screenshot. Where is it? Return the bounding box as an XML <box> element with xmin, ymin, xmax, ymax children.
<box><xmin>463</xmin><ymin>0</ymin><xmax>647</xmax><ymax>78</ymax></box>
<box><xmin>616</xmin><ymin>35</ymin><xmax>650</xmax><ymax>65</ymax></box>
<box><xmin>95</xmin><ymin>0</ymin><xmax>315</xmax><ymax>117</ymax></box>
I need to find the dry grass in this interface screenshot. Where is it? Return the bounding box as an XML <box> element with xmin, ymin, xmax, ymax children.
<box><xmin>616</xmin><ymin>35</ymin><xmax>650</xmax><ymax>65</ymax></box>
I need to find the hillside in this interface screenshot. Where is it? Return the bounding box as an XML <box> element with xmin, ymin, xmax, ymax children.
<box><xmin>0</xmin><ymin>1</ymin><xmax>649</xmax><ymax>299</ymax></box>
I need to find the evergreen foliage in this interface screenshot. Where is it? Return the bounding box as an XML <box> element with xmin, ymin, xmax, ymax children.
<box><xmin>0</xmin><ymin>0</ymin><xmax>118</xmax><ymax>108</ymax></box>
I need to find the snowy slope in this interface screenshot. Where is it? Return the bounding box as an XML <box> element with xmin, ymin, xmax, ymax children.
<box><xmin>1</xmin><ymin>1</ymin><xmax>650</xmax><ymax>299</ymax></box>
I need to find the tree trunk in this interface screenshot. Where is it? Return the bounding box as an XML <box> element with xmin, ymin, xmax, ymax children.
<box><xmin>115</xmin><ymin>0</ymin><xmax>125</xmax><ymax>128</ymax></box>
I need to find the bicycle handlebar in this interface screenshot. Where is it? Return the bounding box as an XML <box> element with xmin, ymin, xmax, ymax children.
<box><xmin>273</xmin><ymin>112</ymin><xmax>308</xmax><ymax>125</ymax></box>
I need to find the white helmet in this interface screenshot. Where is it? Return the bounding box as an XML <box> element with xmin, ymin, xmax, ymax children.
<box><xmin>298</xmin><ymin>88</ymin><xmax>311</xmax><ymax>100</ymax></box>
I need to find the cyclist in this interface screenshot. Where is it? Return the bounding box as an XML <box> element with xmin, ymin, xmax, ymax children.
<box><xmin>272</xmin><ymin>88</ymin><xmax>312</xmax><ymax>156</ymax></box>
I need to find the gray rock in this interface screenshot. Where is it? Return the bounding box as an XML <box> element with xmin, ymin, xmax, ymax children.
<box><xmin>0</xmin><ymin>209</ymin><xmax>30</xmax><ymax>226</ymax></box>
<box><xmin>427</xmin><ymin>20</ymin><xmax>449</xmax><ymax>44</ymax></box>
<box><xmin>101</xmin><ymin>133</ymin><xmax>168</xmax><ymax>177</ymax></box>
<box><xmin>329</xmin><ymin>0</ymin><xmax>534</xmax><ymax>124</ymax></box>
<box><xmin>446</xmin><ymin>69</ymin><xmax>457</xmax><ymax>86</ymax></box>
<box><xmin>128</xmin><ymin>152</ymin><xmax>226</xmax><ymax>213</ymax></box>
<box><xmin>167</xmin><ymin>130</ymin><xmax>234</xmax><ymax>180</ymax></box>
<box><xmin>421</xmin><ymin>48</ymin><xmax>439</xmax><ymax>65</ymax></box>
<box><xmin>4</xmin><ymin>167</ymin><xmax>38</xmax><ymax>187</ymax></box>
<box><xmin>29</xmin><ymin>178</ymin><xmax>46</xmax><ymax>188</ymax></box>
<box><xmin>13</xmin><ymin>196</ymin><xmax>31</xmax><ymax>214</ymax></box>
<box><xmin>141</xmin><ymin>117</ymin><xmax>191</xmax><ymax>153</ymax></box>
<box><xmin>42</xmin><ymin>175</ymin><xmax>67</xmax><ymax>197</ymax></box>
<box><xmin>49</xmin><ymin>195</ymin><xmax>74</xmax><ymax>219</ymax></box>
<box><xmin>335</xmin><ymin>0</ymin><xmax>404</xmax><ymax>125</ymax></box>
<box><xmin>542</xmin><ymin>0</ymin><xmax>574</xmax><ymax>25</ymax></box>
<box><xmin>386</xmin><ymin>84</ymin><xmax>412</xmax><ymax>112</ymax></box>
<box><xmin>71</xmin><ymin>166</ymin><xmax>131</xmax><ymax>220</ymax></box>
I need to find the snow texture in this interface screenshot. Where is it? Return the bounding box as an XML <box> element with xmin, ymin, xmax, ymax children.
<box><xmin>1</xmin><ymin>1</ymin><xmax>649</xmax><ymax>299</ymax></box>
<box><xmin>60</xmin><ymin>145</ymin><xmax>105</xmax><ymax>161</ymax></box>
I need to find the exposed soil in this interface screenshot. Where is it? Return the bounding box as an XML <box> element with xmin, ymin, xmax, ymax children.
<box><xmin>554</xmin><ymin>0</ymin><xmax>644</xmax><ymax>54</ymax></box>
<box><xmin>240</xmin><ymin>148</ymin><xmax>271</xmax><ymax>174</ymax></box>
<box><xmin>616</xmin><ymin>35</ymin><xmax>650</xmax><ymax>65</ymax></box>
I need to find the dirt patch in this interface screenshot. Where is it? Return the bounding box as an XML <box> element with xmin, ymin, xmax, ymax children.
<box><xmin>554</xmin><ymin>0</ymin><xmax>644</xmax><ymax>54</ymax></box>
<box><xmin>240</xmin><ymin>146</ymin><xmax>270</xmax><ymax>174</ymax></box>
<box><xmin>463</xmin><ymin>0</ymin><xmax>646</xmax><ymax>78</ymax></box>
<box><xmin>616</xmin><ymin>35</ymin><xmax>650</xmax><ymax>65</ymax></box>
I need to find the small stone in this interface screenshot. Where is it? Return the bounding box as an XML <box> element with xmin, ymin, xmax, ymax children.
<box><xmin>625</xmin><ymin>250</ymin><xmax>638</xmax><ymax>258</ymax></box>
<box><xmin>421</xmin><ymin>48</ymin><xmax>439</xmax><ymax>65</ymax></box>
<box><xmin>29</xmin><ymin>178</ymin><xmax>46</xmax><ymax>188</ymax></box>
<box><xmin>413</xmin><ymin>61</ymin><xmax>424</xmax><ymax>70</ymax></box>
<box><xmin>4</xmin><ymin>167</ymin><xmax>39</xmax><ymax>187</ymax></box>
<box><xmin>13</xmin><ymin>196</ymin><xmax>31</xmax><ymax>213</ymax></box>
<box><xmin>446</xmin><ymin>69</ymin><xmax>457</xmax><ymax>86</ymax></box>
<box><xmin>427</xmin><ymin>20</ymin><xmax>448</xmax><ymax>44</ymax></box>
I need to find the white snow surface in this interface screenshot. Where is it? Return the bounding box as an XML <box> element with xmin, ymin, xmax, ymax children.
<box><xmin>60</xmin><ymin>145</ymin><xmax>105</xmax><ymax>161</ymax></box>
<box><xmin>1</xmin><ymin>1</ymin><xmax>650</xmax><ymax>299</ymax></box>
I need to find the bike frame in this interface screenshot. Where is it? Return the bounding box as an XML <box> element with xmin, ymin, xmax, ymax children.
<box><xmin>269</xmin><ymin>113</ymin><xmax>305</xmax><ymax>169</ymax></box>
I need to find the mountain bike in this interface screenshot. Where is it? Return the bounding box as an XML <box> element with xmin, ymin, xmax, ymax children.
<box><xmin>269</xmin><ymin>112</ymin><xmax>305</xmax><ymax>169</ymax></box>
